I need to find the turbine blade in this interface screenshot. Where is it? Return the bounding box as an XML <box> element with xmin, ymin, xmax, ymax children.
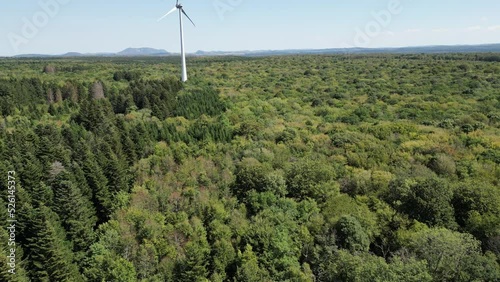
<box><xmin>182</xmin><ymin>9</ymin><xmax>196</xmax><ymax>27</ymax></box>
<box><xmin>158</xmin><ymin>6</ymin><xmax>177</xmax><ymax>22</ymax></box>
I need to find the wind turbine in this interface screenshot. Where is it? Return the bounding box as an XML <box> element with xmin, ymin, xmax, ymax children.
<box><xmin>158</xmin><ymin>0</ymin><xmax>196</xmax><ymax>82</ymax></box>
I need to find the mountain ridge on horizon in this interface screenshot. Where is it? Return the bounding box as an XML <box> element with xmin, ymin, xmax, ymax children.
<box><xmin>6</xmin><ymin>43</ymin><xmax>500</xmax><ymax>58</ymax></box>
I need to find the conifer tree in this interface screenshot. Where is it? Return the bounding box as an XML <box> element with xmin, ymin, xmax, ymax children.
<box><xmin>24</xmin><ymin>205</ymin><xmax>82</xmax><ymax>281</ymax></box>
<box><xmin>50</xmin><ymin>171</ymin><xmax>97</xmax><ymax>257</ymax></box>
<box><xmin>82</xmin><ymin>149</ymin><xmax>112</xmax><ymax>223</ymax></box>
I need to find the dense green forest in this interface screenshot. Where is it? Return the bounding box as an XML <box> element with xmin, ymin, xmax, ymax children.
<box><xmin>0</xmin><ymin>53</ymin><xmax>499</xmax><ymax>281</ymax></box>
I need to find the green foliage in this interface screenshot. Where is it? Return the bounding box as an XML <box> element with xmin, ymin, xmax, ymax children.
<box><xmin>174</xmin><ymin>217</ymin><xmax>211</xmax><ymax>282</ymax></box>
<box><xmin>336</xmin><ymin>215</ymin><xmax>370</xmax><ymax>252</ymax></box>
<box><xmin>1</xmin><ymin>54</ymin><xmax>499</xmax><ymax>281</ymax></box>
<box><xmin>128</xmin><ymin>78</ymin><xmax>182</xmax><ymax>119</ymax></box>
<box><xmin>386</xmin><ymin>177</ymin><xmax>457</xmax><ymax>228</ymax></box>
<box><xmin>233</xmin><ymin>158</ymin><xmax>287</xmax><ymax>201</ymax></box>
<box><xmin>401</xmin><ymin>227</ymin><xmax>500</xmax><ymax>281</ymax></box>
<box><xmin>24</xmin><ymin>205</ymin><xmax>83</xmax><ymax>281</ymax></box>
<box><xmin>113</xmin><ymin>70</ymin><xmax>141</xmax><ymax>81</ymax></box>
<box><xmin>285</xmin><ymin>158</ymin><xmax>337</xmax><ymax>200</ymax></box>
<box><xmin>319</xmin><ymin>249</ymin><xmax>432</xmax><ymax>282</ymax></box>
<box><xmin>452</xmin><ymin>181</ymin><xmax>500</xmax><ymax>244</ymax></box>
<box><xmin>82</xmin><ymin>149</ymin><xmax>112</xmax><ymax>224</ymax></box>
<box><xmin>82</xmin><ymin>243</ymin><xmax>137</xmax><ymax>282</ymax></box>
<box><xmin>176</xmin><ymin>88</ymin><xmax>226</xmax><ymax>119</ymax></box>
<box><xmin>427</xmin><ymin>154</ymin><xmax>457</xmax><ymax>177</ymax></box>
<box><xmin>235</xmin><ymin>245</ymin><xmax>271</xmax><ymax>282</ymax></box>
<box><xmin>50</xmin><ymin>170</ymin><xmax>97</xmax><ymax>257</ymax></box>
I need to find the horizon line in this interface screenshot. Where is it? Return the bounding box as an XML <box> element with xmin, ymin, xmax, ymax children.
<box><xmin>3</xmin><ymin>42</ymin><xmax>500</xmax><ymax>58</ymax></box>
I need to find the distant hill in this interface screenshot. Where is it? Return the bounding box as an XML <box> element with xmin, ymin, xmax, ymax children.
<box><xmin>10</xmin><ymin>43</ymin><xmax>500</xmax><ymax>58</ymax></box>
<box><xmin>13</xmin><ymin>48</ymin><xmax>172</xmax><ymax>58</ymax></box>
<box><xmin>211</xmin><ymin>43</ymin><xmax>500</xmax><ymax>57</ymax></box>
<box><xmin>62</xmin><ymin>52</ymin><xmax>84</xmax><ymax>57</ymax></box>
<box><xmin>12</xmin><ymin>54</ymin><xmax>53</xmax><ymax>58</ymax></box>
<box><xmin>117</xmin><ymin>47</ymin><xmax>170</xmax><ymax>56</ymax></box>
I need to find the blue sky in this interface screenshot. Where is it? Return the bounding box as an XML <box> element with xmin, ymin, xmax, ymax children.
<box><xmin>1</xmin><ymin>0</ymin><xmax>499</xmax><ymax>56</ymax></box>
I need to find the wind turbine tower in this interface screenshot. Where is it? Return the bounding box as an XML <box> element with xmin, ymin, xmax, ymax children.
<box><xmin>158</xmin><ymin>1</ymin><xmax>196</xmax><ymax>82</ymax></box>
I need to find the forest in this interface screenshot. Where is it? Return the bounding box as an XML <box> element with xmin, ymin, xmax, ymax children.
<box><xmin>0</xmin><ymin>53</ymin><xmax>499</xmax><ymax>281</ymax></box>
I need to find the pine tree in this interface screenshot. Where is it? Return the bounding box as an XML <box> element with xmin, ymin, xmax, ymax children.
<box><xmin>0</xmin><ymin>198</ymin><xmax>30</xmax><ymax>281</ymax></box>
<box><xmin>96</xmin><ymin>142</ymin><xmax>130</xmax><ymax>195</ymax></box>
<box><xmin>116</xmin><ymin>117</ymin><xmax>137</xmax><ymax>165</ymax></box>
<box><xmin>235</xmin><ymin>245</ymin><xmax>270</xmax><ymax>282</ymax></box>
<box><xmin>82</xmin><ymin>149</ymin><xmax>112</xmax><ymax>224</ymax></box>
<box><xmin>175</xmin><ymin>217</ymin><xmax>211</xmax><ymax>281</ymax></box>
<box><xmin>130</xmin><ymin>122</ymin><xmax>149</xmax><ymax>159</ymax></box>
<box><xmin>34</xmin><ymin>124</ymin><xmax>68</xmax><ymax>177</ymax></box>
<box><xmin>70</xmin><ymin>162</ymin><xmax>92</xmax><ymax>200</ymax></box>
<box><xmin>18</xmin><ymin>155</ymin><xmax>44</xmax><ymax>194</ymax></box>
<box><xmin>50</xmin><ymin>171</ymin><xmax>97</xmax><ymax>258</ymax></box>
<box><xmin>24</xmin><ymin>205</ymin><xmax>82</xmax><ymax>281</ymax></box>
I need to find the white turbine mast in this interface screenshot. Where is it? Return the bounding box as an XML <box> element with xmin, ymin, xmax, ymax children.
<box><xmin>158</xmin><ymin>0</ymin><xmax>196</xmax><ymax>82</ymax></box>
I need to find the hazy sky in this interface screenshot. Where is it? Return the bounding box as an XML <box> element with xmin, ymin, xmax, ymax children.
<box><xmin>1</xmin><ymin>0</ymin><xmax>499</xmax><ymax>56</ymax></box>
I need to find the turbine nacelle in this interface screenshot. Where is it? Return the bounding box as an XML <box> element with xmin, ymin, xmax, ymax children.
<box><xmin>158</xmin><ymin>2</ymin><xmax>195</xmax><ymax>27</ymax></box>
